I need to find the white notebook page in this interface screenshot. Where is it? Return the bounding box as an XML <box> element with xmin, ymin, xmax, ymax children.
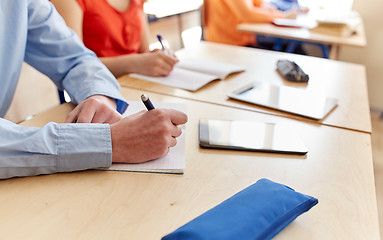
<box><xmin>106</xmin><ymin>101</ymin><xmax>187</xmax><ymax>174</ymax></box>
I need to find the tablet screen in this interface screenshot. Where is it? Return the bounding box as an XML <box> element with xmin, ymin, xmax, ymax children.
<box><xmin>227</xmin><ymin>82</ymin><xmax>338</xmax><ymax>120</ymax></box>
<box><xmin>199</xmin><ymin>119</ymin><xmax>308</xmax><ymax>155</ymax></box>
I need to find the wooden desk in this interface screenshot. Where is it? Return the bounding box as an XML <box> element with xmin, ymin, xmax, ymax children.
<box><xmin>4</xmin><ymin>88</ymin><xmax>379</xmax><ymax>239</ymax></box>
<box><xmin>119</xmin><ymin>42</ymin><xmax>371</xmax><ymax>133</ymax></box>
<box><xmin>237</xmin><ymin>15</ymin><xmax>367</xmax><ymax>60</ymax></box>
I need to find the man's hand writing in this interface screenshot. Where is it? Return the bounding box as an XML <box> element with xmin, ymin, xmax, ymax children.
<box><xmin>110</xmin><ymin>108</ymin><xmax>188</xmax><ymax>164</ymax></box>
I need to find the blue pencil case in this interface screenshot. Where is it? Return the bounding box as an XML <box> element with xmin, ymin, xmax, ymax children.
<box><xmin>162</xmin><ymin>178</ymin><xmax>318</xmax><ymax>240</ymax></box>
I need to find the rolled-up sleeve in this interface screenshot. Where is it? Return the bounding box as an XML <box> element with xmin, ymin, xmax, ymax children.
<box><xmin>0</xmin><ymin>118</ymin><xmax>112</xmax><ymax>179</ymax></box>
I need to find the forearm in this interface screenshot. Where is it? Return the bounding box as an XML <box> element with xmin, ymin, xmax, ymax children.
<box><xmin>25</xmin><ymin>0</ymin><xmax>127</xmax><ymax>109</ymax></box>
<box><xmin>99</xmin><ymin>54</ymin><xmax>147</xmax><ymax>79</ymax></box>
<box><xmin>0</xmin><ymin>119</ymin><xmax>112</xmax><ymax>179</ymax></box>
<box><xmin>98</xmin><ymin>55</ymin><xmax>132</xmax><ymax>79</ymax></box>
<box><xmin>138</xmin><ymin>13</ymin><xmax>151</xmax><ymax>53</ymax></box>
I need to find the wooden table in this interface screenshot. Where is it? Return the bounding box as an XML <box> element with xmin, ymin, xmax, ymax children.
<box><xmin>237</xmin><ymin>14</ymin><xmax>366</xmax><ymax>60</ymax></box>
<box><xmin>3</xmin><ymin>88</ymin><xmax>379</xmax><ymax>239</ymax></box>
<box><xmin>119</xmin><ymin>41</ymin><xmax>371</xmax><ymax>133</ymax></box>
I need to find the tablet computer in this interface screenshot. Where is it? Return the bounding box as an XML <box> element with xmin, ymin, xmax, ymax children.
<box><xmin>199</xmin><ymin>119</ymin><xmax>308</xmax><ymax>155</ymax></box>
<box><xmin>227</xmin><ymin>82</ymin><xmax>338</xmax><ymax>120</ymax></box>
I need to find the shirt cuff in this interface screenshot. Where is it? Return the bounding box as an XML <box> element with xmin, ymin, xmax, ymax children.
<box><xmin>57</xmin><ymin>123</ymin><xmax>112</xmax><ymax>172</ymax></box>
<box><xmin>116</xmin><ymin>99</ymin><xmax>128</xmax><ymax>114</ymax></box>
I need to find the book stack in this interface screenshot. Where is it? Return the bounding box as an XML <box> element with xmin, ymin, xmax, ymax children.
<box><xmin>311</xmin><ymin>10</ymin><xmax>361</xmax><ymax>37</ymax></box>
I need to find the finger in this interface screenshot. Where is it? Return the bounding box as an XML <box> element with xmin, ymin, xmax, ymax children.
<box><xmin>167</xmin><ymin>109</ymin><xmax>188</xmax><ymax>125</ymax></box>
<box><xmin>90</xmin><ymin>104</ymin><xmax>113</xmax><ymax>123</ymax></box>
<box><xmin>76</xmin><ymin>104</ymin><xmax>96</xmax><ymax>123</ymax></box>
<box><xmin>93</xmin><ymin>109</ymin><xmax>122</xmax><ymax>124</ymax></box>
<box><xmin>108</xmin><ymin>112</ymin><xmax>123</xmax><ymax>124</ymax></box>
<box><xmin>168</xmin><ymin>136</ymin><xmax>177</xmax><ymax>148</ymax></box>
<box><xmin>171</xmin><ymin>126</ymin><xmax>183</xmax><ymax>138</ymax></box>
<box><xmin>65</xmin><ymin>104</ymin><xmax>82</xmax><ymax>123</ymax></box>
<box><xmin>158</xmin><ymin>65</ymin><xmax>174</xmax><ymax>76</ymax></box>
<box><xmin>161</xmin><ymin>53</ymin><xmax>179</xmax><ymax>66</ymax></box>
<box><xmin>91</xmin><ymin>110</ymin><xmax>109</xmax><ymax>123</ymax></box>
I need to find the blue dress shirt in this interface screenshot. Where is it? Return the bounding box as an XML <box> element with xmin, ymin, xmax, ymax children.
<box><xmin>0</xmin><ymin>0</ymin><xmax>128</xmax><ymax>179</ymax></box>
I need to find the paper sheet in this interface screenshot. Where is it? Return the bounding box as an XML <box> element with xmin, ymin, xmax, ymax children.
<box><xmin>105</xmin><ymin>101</ymin><xmax>187</xmax><ymax>174</ymax></box>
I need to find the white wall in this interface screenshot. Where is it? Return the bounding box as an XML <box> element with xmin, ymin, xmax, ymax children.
<box><xmin>339</xmin><ymin>0</ymin><xmax>383</xmax><ymax>110</ymax></box>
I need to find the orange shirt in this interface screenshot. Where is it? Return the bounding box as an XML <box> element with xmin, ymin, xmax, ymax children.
<box><xmin>205</xmin><ymin>0</ymin><xmax>282</xmax><ymax>46</ymax></box>
<box><xmin>76</xmin><ymin>0</ymin><xmax>144</xmax><ymax>57</ymax></box>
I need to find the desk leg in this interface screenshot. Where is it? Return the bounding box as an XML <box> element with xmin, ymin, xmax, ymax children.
<box><xmin>329</xmin><ymin>44</ymin><xmax>340</xmax><ymax>60</ymax></box>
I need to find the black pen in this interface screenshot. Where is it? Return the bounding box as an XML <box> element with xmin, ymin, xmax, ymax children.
<box><xmin>141</xmin><ymin>93</ymin><xmax>155</xmax><ymax>110</ymax></box>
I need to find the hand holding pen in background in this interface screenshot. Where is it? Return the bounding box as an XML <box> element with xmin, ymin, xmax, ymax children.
<box><xmin>126</xmin><ymin>34</ymin><xmax>178</xmax><ymax>77</ymax></box>
<box><xmin>156</xmin><ymin>34</ymin><xmax>179</xmax><ymax>60</ymax></box>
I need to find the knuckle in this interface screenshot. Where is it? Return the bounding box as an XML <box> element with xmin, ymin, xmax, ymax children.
<box><xmin>86</xmin><ymin>97</ymin><xmax>99</xmax><ymax>105</ymax></box>
<box><xmin>99</xmin><ymin>104</ymin><xmax>109</xmax><ymax>114</ymax></box>
<box><xmin>158</xmin><ymin>145</ymin><xmax>169</xmax><ymax>157</ymax></box>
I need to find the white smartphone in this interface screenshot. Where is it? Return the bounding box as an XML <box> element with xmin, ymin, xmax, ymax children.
<box><xmin>199</xmin><ymin>119</ymin><xmax>308</xmax><ymax>155</ymax></box>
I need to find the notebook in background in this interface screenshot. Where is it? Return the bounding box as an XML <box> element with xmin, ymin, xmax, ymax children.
<box><xmin>104</xmin><ymin>101</ymin><xmax>187</xmax><ymax>174</ymax></box>
<box><xmin>130</xmin><ymin>58</ymin><xmax>245</xmax><ymax>91</ymax></box>
<box><xmin>272</xmin><ymin>18</ymin><xmax>317</xmax><ymax>29</ymax></box>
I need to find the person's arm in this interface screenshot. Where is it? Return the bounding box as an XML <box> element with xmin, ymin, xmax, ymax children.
<box><xmin>0</xmin><ymin>106</ymin><xmax>187</xmax><ymax>179</ymax></box>
<box><xmin>0</xmin><ymin>0</ymin><xmax>187</xmax><ymax>180</ymax></box>
<box><xmin>0</xmin><ymin>0</ymin><xmax>122</xmax><ymax>179</ymax></box>
<box><xmin>50</xmin><ymin>0</ymin><xmax>84</xmax><ymax>39</ymax></box>
<box><xmin>139</xmin><ymin>12</ymin><xmax>151</xmax><ymax>53</ymax></box>
<box><xmin>51</xmin><ymin>0</ymin><xmax>178</xmax><ymax>78</ymax></box>
<box><xmin>0</xmin><ymin>118</ymin><xmax>112</xmax><ymax>179</ymax></box>
<box><xmin>25</xmin><ymin>0</ymin><xmax>128</xmax><ymax>114</ymax></box>
<box><xmin>224</xmin><ymin>0</ymin><xmax>283</xmax><ymax>22</ymax></box>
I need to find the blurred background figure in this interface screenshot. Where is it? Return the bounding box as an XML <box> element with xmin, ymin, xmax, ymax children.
<box><xmin>202</xmin><ymin>0</ymin><xmax>299</xmax><ymax>50</ymax></box>
<box><xmin>51</xmin><ymin>0</ymin><xmax>178</xmax><ymax>78</ymax></box>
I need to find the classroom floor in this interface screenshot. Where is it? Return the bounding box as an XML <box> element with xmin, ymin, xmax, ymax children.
<box><xmin>370</xmin><ymin>110</ymin><xmax>383</xmax><ymax>238</ymax></box>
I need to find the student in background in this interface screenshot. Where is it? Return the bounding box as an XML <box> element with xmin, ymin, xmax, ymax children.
<box><xmin>0</xmin><ymin>0</ymin><xmax>187</xmax><ymax>179</ymax></box>
<box><xmin>51</xmin><ymin>0</ymin><xmax>178</xmax><ymax>78</ymax></box>
<box><xmin>203</xmin><ymin>0</ymin><xmax>298</xmax><ymax>48</ymax></box>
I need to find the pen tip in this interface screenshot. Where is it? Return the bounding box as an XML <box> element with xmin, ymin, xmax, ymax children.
<box><xmin>141</xmin><ymin>94</ymin><xmax>148</xmax><ymax>101</ymax></box>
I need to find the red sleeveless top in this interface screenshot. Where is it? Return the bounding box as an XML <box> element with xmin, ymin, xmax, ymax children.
<box><xmin>76</xmin><ymin>0</ymin><xmax>144</xmax><ymax>57</ymax></box>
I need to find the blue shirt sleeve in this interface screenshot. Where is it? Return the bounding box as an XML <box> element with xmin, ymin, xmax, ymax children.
<box><xmin>0</xmin><ymin>0</ymin><xmax>131</xmax><ymax>179</ymax></box>
<box><xmin>0</xmin><ymin>118</ymin><xmax>112</xmax><ymax>179</ymax></box>
<box><xmin>24</xmin><ymin>0</ymin><xmax>128</xmax><ymax>111</ymax></box>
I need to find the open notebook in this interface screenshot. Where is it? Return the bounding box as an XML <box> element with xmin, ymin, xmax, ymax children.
<box><xmin>130</xmin><ymin>58</ymin><xmax>245</xmax><ymax>91</ymax></box>
<box><xmin>103</xmin><ymin>101</ymin><xmax>187</xmax><ymax>174</ymax></box>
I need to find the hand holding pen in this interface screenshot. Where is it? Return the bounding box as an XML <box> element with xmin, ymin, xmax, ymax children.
<box><xmin>141</xmin><ymin>93</ymin><xmax>155</xmax><ymax>110</ymax></box>
<box><xmin>132</xmin><ymin>34</ymin><xmax>178</xmax><ymax>76</ymax></box>
<box><xmin>110</xmin><ymin>94</ymin><xmax>188</xmax><ymax>164</ymax></box>
<box><xmin>157</xmin><ymin>34</ymin><xmax>167</xmax><ymax>51</ymax></box>
<box><xmin>156</xmin><ymin>34</ymin><xmax>178</xmax><ymax>59</ymax></box>
<box><xmin>124</xmin><ymin>34</ymin><xmax>176</xmax><ymax>77</ymax></box>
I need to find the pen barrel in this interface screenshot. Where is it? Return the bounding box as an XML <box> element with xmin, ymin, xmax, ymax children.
<box><xmin>143</xmin><ymin>99</ymin><xmax>155</xmax><ymax>110</ymax></box>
